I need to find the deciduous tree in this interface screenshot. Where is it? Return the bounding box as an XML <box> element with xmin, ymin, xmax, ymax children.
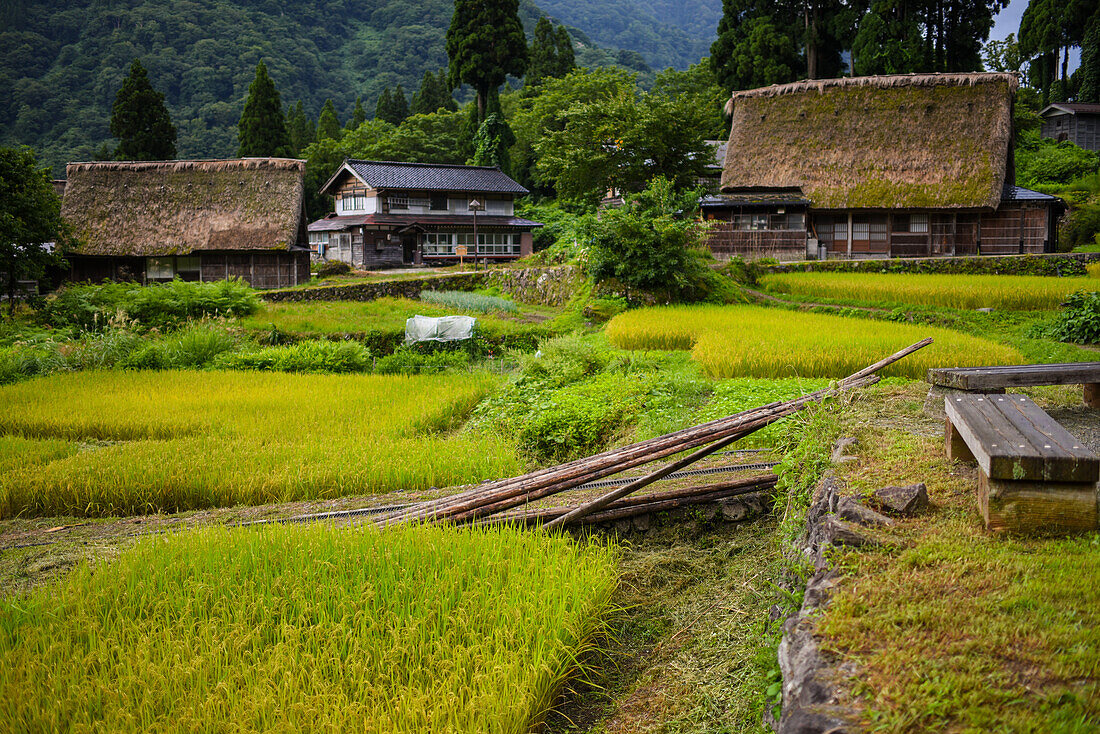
<box><xmin>0</xmin><ymin>146</ymin><xmax>66</xmax><ymax>317</ymax></box>
<box><xmin>238</xmin><ymin>61</ymin><xmax>292</xmax><ymax>157</ymax></box>
<box><xmin>110</xmin><ymin>59</ymin><xmax>177</xmax><ymax>161</ymax></box>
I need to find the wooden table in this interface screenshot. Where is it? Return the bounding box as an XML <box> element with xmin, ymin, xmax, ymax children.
<box><xmin>928</xmin><ymin>362</ymin><xmax>1100</xmax><ymax>407</ymax></box>
<box><xmin>945</xmin><ymin>393</ymin><xmax>1099</xmax><ymax>533</ymax></box>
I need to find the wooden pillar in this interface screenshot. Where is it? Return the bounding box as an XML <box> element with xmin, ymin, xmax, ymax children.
<box><xmin>846</xmin><ymin>211</ymin><xmax>853</xmax><ymax>258</ymax></box>
<box><xmin>249</xmin><ymin>254</ymin><xmax>255</xmax><ymax>287</ymax></box>
<box><xmin>1085</xmin><ymin>383</ymin><xmax>1099</xmax><ymax>409</ymax></box>
<box><xmin>945</xmin><ymin>416</ymin><xmax>976</xmax><ymax>464</ymax></box>
<box><xmin>951</xmin><ymin>212</ymin><xmax>957</xmax><ymax>257</ymax></box>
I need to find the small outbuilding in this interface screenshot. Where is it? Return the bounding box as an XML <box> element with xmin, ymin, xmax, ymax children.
<box><xmin>61</xmin><ymin>158</ymin><xmax>310</xmax><ymax>288</ymax></box>
<box><xmin>1039</xmin><ymin>103</ymin><xmax>1100</xmax><ymax>151</ymax></box>
<box><xmin>707</xmin><ymin>73</ymin><xmax>1065</xmax><ymax>260</ymax></box>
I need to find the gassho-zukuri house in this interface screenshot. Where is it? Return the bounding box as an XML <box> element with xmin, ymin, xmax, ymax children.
<box><xmin>61</xmin><ymin>158</ymin><xmax>310</xmax><ymax>288</ymax></box>
<box><xmin>308</xmin><ymin>160</ymin><xmax>542</xmax><ymax>268</ymax></box>
<box><xmin>703</xmin><ymin>73</ymin><xmax>1065</xmax><ymax>261</ymax></box>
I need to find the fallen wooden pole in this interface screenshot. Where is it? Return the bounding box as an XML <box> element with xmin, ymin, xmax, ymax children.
<box><xmin>378</xmin><ymin>339</ymin><xmax>932</xmax><ymax>528</ymax></box>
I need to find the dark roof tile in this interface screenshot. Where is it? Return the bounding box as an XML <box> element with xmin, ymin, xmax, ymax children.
<box><xmin>345</xmin><ymin>160</ymin><xmax>529</xmax><ymax>194</ymax></box>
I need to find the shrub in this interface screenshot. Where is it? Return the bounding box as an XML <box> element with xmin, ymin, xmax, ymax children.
<box><xmin>315</xmin><ymin>260</ymin><xmax>352</xmax><ymax>278</ymax></box>
<box><xmin>214</xmin><ymin>340</ymin><xmax>371</xmax><ymax>374</ymax></box>
<box><xmin>420</xmin><ymin>290</ymin><xmax>518</xmax><ymax>313</ymax></box>
<box><xmin>1088</xmin><ymin>263</ymin><xmax>1100</xmax><ymax>279</ymax></box>
<box><xmin>1060</xmin><ymin>203</ymin><xmax>1100</xmax><ymax>252</ymax></box>
<box><xmin>39</xmin><ymin>279</ymin><xmax>260</xmax><ymax>332</ymax></box>
<box><xmin>375</xmin><ymin>348</ymin><xmax>469</xmax><ymax>374</ymax></box>
<box><xmin>1045</xmin><ymin>290</ymin><xmax>1100</xmax><ymax>345</ymax></box>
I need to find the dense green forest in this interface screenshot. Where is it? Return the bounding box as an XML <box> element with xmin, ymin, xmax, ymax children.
<box><xmin>0</xmin><ymin>0</ymin><xmax>657</xmax><ymax>175</ymax></box>
<box><xmin>535</xmin><ymin>0</ymin><xmax>721</xmax><ymax>69</ymax></box>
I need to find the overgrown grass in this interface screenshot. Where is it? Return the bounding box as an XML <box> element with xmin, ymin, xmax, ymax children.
<box><xmin>816</xmin><ymin>382</ymin><xmax>1100</xmax><ymax>731</ymax></box>
<box><xmin>0</xmin><ymin>371</ymin><xmax>522</xmax><ymax>517</ymax></box>
<box><xmin>0</xmin><ymin>522</ymin><xmax>618</xmax><ymax>732</ymax></box>
<box><xmin>760</xmin><ymin>272</ymin><xmax>1092</xmax><ymax>310</ymax></box>
<box><xmin>606</xmin><ymin>305</ymin><xmax>1022</xmax><ymax>379</ymax></box>
<box><xmin>239</xmin><ymin>297</ymin><xmax>533</xmax><ymax>338</ymax></box>
<box><xmin>420</xmin><ymin>289</ymin><xmax>518</xmax><ymax>313</ymax></box>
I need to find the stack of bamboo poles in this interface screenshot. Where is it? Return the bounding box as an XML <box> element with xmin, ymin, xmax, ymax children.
<box><xmin>375</xmin><ymin>339</ymin><xmax>931</xmax><ymax>530</ymax></box>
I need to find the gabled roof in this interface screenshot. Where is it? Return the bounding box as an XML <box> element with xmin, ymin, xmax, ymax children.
<box><xmin>721</xmin><ymin>73</ymin><xmax>1018</xmax><ymax>210</ymax></box>
<box><xmin>1001</xmin><ymin>184</ymin><xmax>1063</xmax><ymax>203</ymax></box>
<box><xmin>62</xmin><ymin>159</ymin><xmax>307</xmax><ymax>256</ymax></box>
<box><xmin>321</xmin><ymin>160</ymin><xmax>529</xmax><ymax>196</ymax></box>
<box><xmin>1040</xmin><ymin>103</ymin><xmax>1100</xmax><ymax>117</ymax></box>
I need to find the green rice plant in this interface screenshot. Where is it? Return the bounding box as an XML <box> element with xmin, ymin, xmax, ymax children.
<box><xmin>0</xmin><ymin>436</ymin><xmax>80</xmax><ymax>474</ymax></box>
<box><xmin>420</xmin><ymin>289</ymin><xmax>519</xmax><ymax>313</ymax></box>
<box><xmin>0</xmin><ymin>522</ymin><xmax>618</xmax><ymax>733</ymax></box>
<box><xmin>760</xmin><ymin>272</ymin><xmax>1093</xmax><ymax>310</ymax></box>
<box><xmin>606</xmin><ymin>305</ymin><xmax>1023</xmax><ymax>379</ymax></box>
<box><xmin>375</xmin><ymin>348</ymin><xmax>469</xmax><ymax>374</ymax></box>
<box><xmin>0</xmin><ymin>371</ymin><xmax>522</xmax><ymax>517</ymax></box>
<box><xmin>214</xmin><ymin>340</ymin><xmax>371</xmax><ymax>373</ymax></box>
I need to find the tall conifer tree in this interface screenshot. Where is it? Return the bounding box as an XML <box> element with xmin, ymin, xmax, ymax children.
<box><xmin>348</xmin><ymin>96</ymin><xmax>367</xmax><ymax>130</ymax></box>
<box><xmin>446</xmin><ymin>0</ymin><xmax>528</xmax><ymax>121</ymax></box>
<box><xmin>1080</xmin><ymin>12</ymin><xmax>1100</xmax><ymax>103</ymax></box>
<box><xmin>238</xmin><ymin>61</ymin><xmax>292</xmax><ymax>157</ymax></box>
<box><xmin>286</xmin><ymin>100</ymin><xmax>315</xmax><ymax>156</ymax></box>
<box><xmin>110</xmin><ymin>59</ymin><xmax>177</xmax><ymax>161</ymax></box>
<box><xmin>316</xmin><ymin>99</ymin><xmax>342</xmax><ymax>141</ymax></box>
<box><xmin>526</xmin><ymin>18</ymin><xmax>575</xmax><ymax>89</ymax></box>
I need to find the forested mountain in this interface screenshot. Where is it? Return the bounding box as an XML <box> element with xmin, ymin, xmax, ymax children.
<box><xmin>0</xmin><ymin>0</ymin><xmax>667</xmax><ymax>175</ymax></box>
<box><xmin>535</xmin><ymin>0</ymin><xmax>722</xmax><ymax>69</ymax></box>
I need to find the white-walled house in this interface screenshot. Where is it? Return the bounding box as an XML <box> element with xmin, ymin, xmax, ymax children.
<box><xmin>307</xmin><ymin>160</ymin><xmax>542</xmax><ymax>268</ymax></box>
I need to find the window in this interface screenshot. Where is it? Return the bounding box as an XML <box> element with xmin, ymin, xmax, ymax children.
<box><xmin>341</xmin><ymin>194</ymin><xmax>367</xmax><ymax>212</ymax></box>
<box><xmin>909</xmin><ymin>214</ymin><xmax>929</xmax><ymax>233</ymax></box>
<box><xmin>146</xmin><ymin>257</ymin><xmax>174</xmax><ymax>280</ymax></box>
<box><xmin>852</xmin><ymin>220</ymin><xmax>870</xmax><ymax>239</ymax></box>
<box><xmin>424</xmin><ymin>232</ymin><xmax>455</xmax><ymax>256</ymax></box>
<box><xmin>430</xmin><ymin>194</ymin><xmax>448</xmax><ymax>211</ymax></box>
<box><xmin>389</xmin><ymin>195</ymin><xmax>409</xmax><ymax>210</ymax></box>
<box><xmin>486</xmin><ymin>198</ymin><xmax>510</xmax><ymax>214</ymax></box>
<box><xmin>734</xmin><ymin>213</ymin><xmax>768</xmax><ymax>231</ymax></box>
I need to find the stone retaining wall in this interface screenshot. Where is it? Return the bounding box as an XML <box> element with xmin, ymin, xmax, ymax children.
<box><xmin>262</xmin><ymin>273</ymin><xmax>487</xmax><ymax>302</ymax></box>
<box><xmin>484</xmin><ymin>264</ymin><xmax>585</xmax><ymax>307</ymax></box>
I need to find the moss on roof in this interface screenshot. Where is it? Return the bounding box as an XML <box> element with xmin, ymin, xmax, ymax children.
<box><xmin>720</xmin><ymin>74</ymin><xmax>1017</xmax><ymax>210</ymax></box>
<box><xmin>61</xmin><ymin>158</ymin><xmax>306</xmax><ymax>256</ymax></box>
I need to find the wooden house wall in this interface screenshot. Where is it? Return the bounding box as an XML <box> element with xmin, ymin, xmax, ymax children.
<box><xmin>706</xmin><ymin>223</ymin><xmax>807</xmax><ymax>261</ymax></box>
<box><xmin>197</xmin><ymin>251</ymin><xmax>309</xmax><ymax>289</ymax></box>
<box><xmin>978</xmin><ymin>205</ymin><xmax>1048</xmax><ymax>255</ymax></box>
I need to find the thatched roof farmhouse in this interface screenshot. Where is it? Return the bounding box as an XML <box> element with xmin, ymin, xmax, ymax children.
<box><xmin>704</xmin><ymin>73</ymin><xmax>1064</xmax><ymax>260</ymax></box>
<box><xmin>61</xmin><ymin>158</ymin><xmax>310</xmax><ymax>288</ymax></box>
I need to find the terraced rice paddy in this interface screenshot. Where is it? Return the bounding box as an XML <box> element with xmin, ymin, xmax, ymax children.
<box><xmin>0</xmin><ymin>371</ymin><xmax>522</xmax><ymax>517</ymax></box>
<box><xmin>760</xmin><ymin>272</ymin><xmax>1093</xmax><ymax>310</ymax></box>
<box><xmin>606</xmin><ymin>305</ymin><xmax>1022</xmax><ymax>379</ymax></box>
<box><xmin>0</xmin><ymin>522</ymin><xmax>618</xmax><ymax>732</ymax></box>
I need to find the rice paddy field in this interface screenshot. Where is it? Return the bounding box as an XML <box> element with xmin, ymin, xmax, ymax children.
<box><xmin>0</xmin><ymin>522</ymin><xmax>618</xmax><ymax>732</ymax></box>
<box><xmin>760</xmin><ymin>272</ymin><xmax>1094</xmax><ymax>310</ymax></box>
<box><xmin>239</xmin><ymin>297</ymin><xmax>533</xmax><ymax>337</ymax></box>
<box><xmin>0</xmin><ymin>371</ymin><xmax>523</xmax><ymax>517</ymax></box>
<box><xmin>606</xmin><ymin>304</ymin><xmax>1023</xmax><ymax>379</ymax></box>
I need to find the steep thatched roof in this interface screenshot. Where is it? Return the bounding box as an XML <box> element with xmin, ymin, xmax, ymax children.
<box><xmin>721</xmin><ymin>73</ymin><xmax>1019</xmax><ymax>210</ymax></box>
<box><xmin>62</xmin><ymin>158</ymin><xmax>307</xmax><ymax>256</ymax></box>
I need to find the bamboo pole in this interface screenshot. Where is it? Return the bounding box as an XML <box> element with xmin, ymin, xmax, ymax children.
<box><xmin>379</xmin><ymin>339</ymin><xmax>931</xmax><ymax>527</ymax></box>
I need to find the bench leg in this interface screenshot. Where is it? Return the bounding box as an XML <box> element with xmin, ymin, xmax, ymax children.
<box><xmin>945</xmin><ymin>416</ymin><xmax>976</xmax><ymax>464</ymax></box>
<box><xmin>1085</xmin><ymin>383</ymin><xmax>1099</xmax><ymax>409</ymax></box>
<box><xmin>979</xmin><ymin>472</ymin><xmax>1099</xmax><ymax>534</ymax></box>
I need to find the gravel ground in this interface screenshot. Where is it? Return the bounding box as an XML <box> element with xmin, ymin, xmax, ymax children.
<box><xmin>1047</xmin><ymin>406</ymin><xmax>1100</xmax><ymax>455</ymax></box>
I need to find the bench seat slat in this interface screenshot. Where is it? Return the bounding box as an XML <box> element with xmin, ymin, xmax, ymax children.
<box><xmin>928</xmin><ymin>362</ymin><xmax>1100</xmax><ymax>390</ymax></box>
<box><xmin>944</xmin><ymin>394</ymin><xmax>1099</xmax><ymax>483</ymax></box>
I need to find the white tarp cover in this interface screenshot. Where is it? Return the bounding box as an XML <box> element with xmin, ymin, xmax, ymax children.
<box><xmin>404</xmin><ymin>314</ymin><xmax>478</xmax><ymax>345</ymax></box>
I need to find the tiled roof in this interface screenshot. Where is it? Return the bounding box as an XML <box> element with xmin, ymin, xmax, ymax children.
<box><xmin>1001</xmin><ymin>185</ymin><xmax>1063</xmax><ymax>203</ymax></box>
<box><xmin>1042</xmin><ymin>103</ymin><xmax>1100</xmax><ymax>116</ymax></box>
<box><xmin>700</xmin><ymin>192</ymin><xmax>810</xmax><ymax>207</ymax></box>
<box><xmin>344</xmin><ymin>160</ymin><xmax>529</xmax><ymax>194</ymax></box>
<box><xmin>308</xmin><ymin>214</ymin><xmax>542</xmax><ymax>232</ymax></box>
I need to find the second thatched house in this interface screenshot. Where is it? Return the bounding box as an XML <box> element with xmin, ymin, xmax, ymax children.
<box><xmin>61</xmin><ymin>158</ymin><xmax>310</xmax><ymax>288</ymax></box>
<box><xmin>704</xmin><ymin>73</ymin><xmax>1064</xmax><ymax>260</ymax></box>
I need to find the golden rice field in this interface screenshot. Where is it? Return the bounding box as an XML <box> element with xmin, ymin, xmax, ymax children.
<box><xmin>0</xmin><ymin>371</ymin><xmax>523</xmax><ymax>518</ymax></box>
<box><xmin>605</xmin><ymin>305</ymin><xmax>1023</xmax><ymax>379</ymax></box>
<box><xmin>760</xmin><ymin>272</ymin><xmax>1093</xmax><ymax>310</ymax></box>
<box><xmin>0</xmin><ymin>522</ymin><xmax>618</xmax><ymax>732</ymax></box>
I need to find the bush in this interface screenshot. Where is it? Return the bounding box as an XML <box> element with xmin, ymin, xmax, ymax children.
<box><xmin>214</xmin><ymin>340</ymin><xmax>371</xmax><ymax>373</ymax></box>
<box><xmin>39</xmin><ymin>279</ymin><xmax>260</xmax><ymax>332</ymax></box>
<box><xmin>586</xmin><ymin>178</ymin><xmax>711</xmax><ymax>301</ymax></box>
<box><xmin>1088</xmin><ymin>263</ymin><xmax>1100</xmax><ymax>279</ymax></box>
<box><xmin>1045</xmin><ymin>290</ymin><xmax>1100</xmax><ymax>344</ymax></box>
<box><xmin>375</xmin><ymin>348</ymin><xmax>470</xmax><ymax>374</ymax></box>
<box><xmin>315</xmin><ymin>260</ymin><xmax>352</xmax><ymax>278</ymax></box>
<box><xmin>420</xmin><ymin>290</ymin><xmax>518</xmax><ymax>313</ymax></box>
<box><xmin>1060</xmin><ymin>203</ymin><xmax>1100</xmax><ymax>252</ymax></box>
<box><xmin>1016</xmin><ymin>131</ymin><xmax>1100</xmax><ymax>188</ymax></box>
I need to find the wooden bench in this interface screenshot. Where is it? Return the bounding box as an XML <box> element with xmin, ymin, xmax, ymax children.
<box><xmin>928</xmin><ymin>362</ymin><xmax>1100</xmax><ymax>408</ymax></box>
<box><xmin>945</xmin><ymin>393</ymin><xmax>1099</xmax><ymax>533</ymax></box>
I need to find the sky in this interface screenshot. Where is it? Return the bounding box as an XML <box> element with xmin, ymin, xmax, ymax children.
<box><xmin>990</xmin><ymin>0</ymin><xmax>1081</xmax><ymax>71</ymax></box>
